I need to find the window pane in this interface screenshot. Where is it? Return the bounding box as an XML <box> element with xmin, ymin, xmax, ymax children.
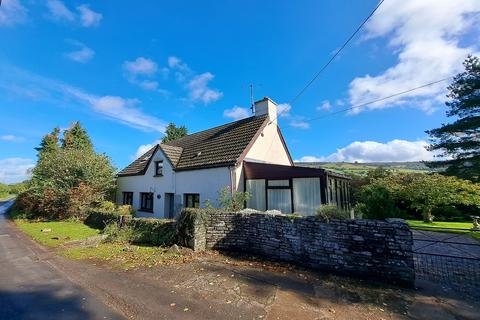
<box><xmin>268</xmin><ymin>180</ymin><xmax>289</xmax><ymax>187</ymax></box>
<box><xmin>293</xmin><ymin>178</ymin><xmax>320</xmax><ymax>216</ymax></box>
<box><xmin>246</xmin><ymin>179</ymin><xmax>266</xmax><ymax>211</ymax></box>
<box><xmin>267</xmin><ymin>189</ymin><xmax>292</xmax><ymax>213</ymax></box>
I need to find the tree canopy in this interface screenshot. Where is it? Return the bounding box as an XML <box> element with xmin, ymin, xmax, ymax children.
<box><xmin>161</xmin><ymin>123</ymin><xmax>188</xmax><ymax>143</ymax></box>
<box><xmin>427</xmin><ymin>55</ymin><xmax>480</xmax><ymax>182</ymax></box>
<box><xmin>18</xmin><ymin>122</ymin><xmax>116</xmax><ymax>219</ymax></box>
<box><xmin>356</xmin><ymin>170</ymin><xmax>480</xmax><ymax>222</ymax></box>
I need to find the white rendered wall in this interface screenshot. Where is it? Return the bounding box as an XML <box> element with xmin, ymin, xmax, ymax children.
<box><xmin>116</xmin><ymin>148</ymin><xmax>232</xmax><ymax>218</ymax></box>
<box><xmin>235</xmin><ymin>122</ymin><xmax>292</xmax><ymax>192</ymax></box>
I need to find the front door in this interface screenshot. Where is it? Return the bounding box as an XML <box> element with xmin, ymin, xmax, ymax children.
<box><xmin>164</xmin><ymin>193</ymin><xmax>175</xmax><ymax>219</ymax></box>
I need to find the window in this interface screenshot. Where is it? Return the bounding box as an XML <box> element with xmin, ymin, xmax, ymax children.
<box><xmin>184</xmin><ymin>193</ymin><xmax>200</xmax><ymax>208</ymax></box>
<box><xmin>246</xmin><ymin>179</ymin><xmax>266</xmax><ymax>211</ymax></box>
<box><xmin>140</xmin><ymin>192</ymin><xmax>154</xmax><ymax>212</ymax></box>
<box><xmin>293</xmin><ymin>178</ymin><xmax>320</xmax><ymax>216</ymax></box>
<box><xmin>267</xmin><ymin>179</ymin><xmax>292</xmax><ymax>213</ymax></box>
<box><xmin>122</xmin><ymin>192</ymin><xmax>133</xmax><ymax>205</ymax></box>
<box><xmin>154</xmin><ymin>160</ymin><xmax>164</xmax><ymax>176</ymax></box>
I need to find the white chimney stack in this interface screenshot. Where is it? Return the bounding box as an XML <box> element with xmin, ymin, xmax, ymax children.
<box><xmin>254</xmin><ymin>97</ymin><xmax>277</xmax><ymax>123</ymax></box>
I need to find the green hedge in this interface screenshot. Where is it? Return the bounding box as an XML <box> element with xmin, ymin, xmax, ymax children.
<box><xmin>84</xmin><ymin>210</ymin><xmax>119</xmax><ymax>229</ymax></box>
<box><xmin>126</xmin><ymin>218</ymin><xmax>177</xmax><ymax>246</ymax></box>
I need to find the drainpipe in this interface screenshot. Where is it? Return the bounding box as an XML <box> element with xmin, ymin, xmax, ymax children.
<box><xmin>229</xmin><ymin>166</ymin><xmax>236</xmax><ymax>192</ymax></box>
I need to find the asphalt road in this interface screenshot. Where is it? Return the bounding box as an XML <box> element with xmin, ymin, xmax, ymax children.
<box><xmin>0</xmin><ymin>200</ymin><xmax>122</xmax><ymax>320</ymax></box>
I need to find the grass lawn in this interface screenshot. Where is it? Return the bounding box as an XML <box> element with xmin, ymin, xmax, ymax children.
<box><xmin>407</xmin><ymin>220</ymin><xmax>480</xmax><ymax>240</ymax></box>
<box><xmin>14</xmin><ymin>220</ymin><xmax>101</xmax><ymax>247</ymax></box>
<box><xmin>14</xmin><ymin>218</ymin><xmax>186</xmax><ymax>270</ymax></box>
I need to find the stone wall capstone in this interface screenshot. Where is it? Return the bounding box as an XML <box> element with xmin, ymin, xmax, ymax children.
<box><xmin>177</xmin><ymin>209</ymin><xmax>415</xmax><ymax>286</ymax></box>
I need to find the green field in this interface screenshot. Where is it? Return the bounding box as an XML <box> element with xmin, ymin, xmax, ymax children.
<box><xmin>407</xmin><ymin>220</ymin><xmax>480</xmax><ymax>240</ymax></box>
<box><xmin>296</xmin><ymin>161</ymin><xmax>435</xmax><ymax>176</ymax></box>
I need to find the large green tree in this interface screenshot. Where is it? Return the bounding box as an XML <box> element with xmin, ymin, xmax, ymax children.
<box><xmin>356</xmin><ymin>171</ymin><xmax>480</xmax><ymax>222</ymax></box>
<box><xmin>19</xmin><ymin>122</ymin><xmax>116</xmax><ymax>219</ymax></box>
<box><xmin>161</xmin><ymin>123</ymin><xmax>188</xmax><ymax>143</ymax></box>
<box><xmin>35</xmin><ymin>127</ymin><xmax>60</xmax><ymax>160</ymax></box>
<box><xmin>426</xmin><ymin>55</ymin><xmax>480</xmax><ymax>182</ymax></box>
<box><xmin>62</xmin><ymin>121</ymin><xmax>94</xmax><ymax>150</ymax></box>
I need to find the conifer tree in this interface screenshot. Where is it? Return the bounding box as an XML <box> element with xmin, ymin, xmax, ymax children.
<box><xmin>62</xmin><ymin>121</ymin><xmax>93</xmax><ymax>151</ymax></box>
<box><xmin>427</xmin><ymin>55</ymin><xmax>480</xmax><ymax>182</ymax></box>
<box><xmin>161</xmin><ymin>123</ymin><xmax>188</xmax><ymax>143</ymax></box>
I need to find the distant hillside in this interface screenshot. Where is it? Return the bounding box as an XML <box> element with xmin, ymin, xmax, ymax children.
<box><xmin>295</xmin><ymin>161</ymin><xmax>437</xmax><ymax>176</ymax></box>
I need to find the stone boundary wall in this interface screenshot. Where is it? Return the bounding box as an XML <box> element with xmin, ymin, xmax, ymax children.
<box><xmin>179</xmin><ymin>209</ymin><xmax>414</xmax><ymax>286</ymax></box>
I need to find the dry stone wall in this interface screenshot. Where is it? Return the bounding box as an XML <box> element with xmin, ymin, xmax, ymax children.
<box><xmin>179</xmin><ymin>209</ymin><xmax>414</xmax><ymax>286</ymax></box>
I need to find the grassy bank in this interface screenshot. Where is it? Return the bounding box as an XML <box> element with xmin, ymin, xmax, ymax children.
<box><xmin>13</xmin><ymin>218</ymin><xmax>186</xmax><ymax>269</ymax></box>
<box><xmin>407</xmin><ymin>220</ymin><xmax>480</xmax><ymax>240</ymax></box>
<box><xmin>15</xmin><ymin>220</ymin><xmax>100</xmax><ymax>247</ymax></box>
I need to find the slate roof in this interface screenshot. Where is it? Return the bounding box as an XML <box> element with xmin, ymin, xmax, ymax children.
<box><xmin>117</xmin><ymin>115</ymin><xmax>268</xmax><ymax>176</ymax></box>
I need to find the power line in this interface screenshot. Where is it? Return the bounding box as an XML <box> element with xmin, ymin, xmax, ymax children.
<box><xmin>270</xmin><ymin>0</ymin><xmax>385</xmax><ymax>124</ymax></box>
<box><xmin>303</xmin><ymin>76</ymin><xmax>453</xmax><ymax>123</ymax></box>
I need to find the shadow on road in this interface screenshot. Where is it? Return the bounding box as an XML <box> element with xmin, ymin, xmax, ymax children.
<box><xmin>0</xmin><ymin>285</ymin><xmax>103</xmax><ymax>320</ymax></box>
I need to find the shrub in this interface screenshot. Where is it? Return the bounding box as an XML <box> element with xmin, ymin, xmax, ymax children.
<box><xmin>84</xmin><ymin>210</ymin><xmax>119</xmax><ymax>229</ymax></box>
<box><xmin>316</xmin><ymin>205</ymin><xmax>350</xmax><ymax>222</ymax></box>
<box><xmin>96</xmin><ymin>201</ymin><xmax>116</xmax><ymax>213</ymax></box>
<box><xmin>218</xmin><ymin>187</ymin><xmax>251</xmax><ymax>212</ymax></box>
<box><xmin>355</xmin><ymin>184</ymin><xmax>403</xmax><ymax>220</ymax></box>
<box><xmin>117</xmin><ymin>204</ymin><xmax>135</xmax><ymax>216</ymax></box>
<box><xmin>127</xmin><ymin>218</ymin><xmax>176</xmax><ymax>246</ymax></box>
<box><xmin>103</xmin><ymin>222</ymin><xmax>135</xmax><ymax>244</ymax></box>
<box><xmin>101</xmin><ymin>218</ymin><xmax>176</xmax><ymax>246</ymax></box>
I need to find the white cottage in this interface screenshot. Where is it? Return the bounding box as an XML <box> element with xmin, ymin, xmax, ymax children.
<box><xmin>116</xmin><ymin>97</ymin><xmax>350</xmax><ymax>218</ymax></box>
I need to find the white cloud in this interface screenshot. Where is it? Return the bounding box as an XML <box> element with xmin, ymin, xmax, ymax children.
<box><xmin>299</xmin><ymin>139</ymin><xmax>437</xmax><ymax>163</ymax></box>
<box><xmin>317</xmin><ymin>100</ymin><xmax>331</xmax><ymax>111</ymax></box>
<box><xmin>166</xmin><ymin>56</ymin><xmax>222</xmax><ymax>104</ymax></box>
<box><xmin>0</xmin><ymin>0</ymin><xmax>27</xmax><ymax>26</ymax></box>
<box><xmin>168</xmin><ymin>56</ymin><xmax>190</xmax><ymax>72</ymax></box>
<box><xmin>46</xmin><ymin>1</ymin><xmax>102</xmax><ymax>27</ymax></box>
<box><xmin>0</xmin><ymin>64</ymin><xmax>167</xmax><ymax>133</ymax></box>
<box><xmin>77</xmin><ymin>4</ymin><xmax>102</xmax><ymax>27</ymax></box>
<box><xmin>139</xmin><ymin>80</ymin><xmax>159</xmax><ymax>91</ymax></box>
<box><xmin>0</xmin><ymin>134</ymin><xmax>23</xmax><ymax>142</ymax></box>
<box><xmin>223</xmin><ymin>106</ymin><xmax>250</xmax><ymax>120</ymax></box>
<box><xmin>277</xmin><ymin>103</ymin><xmax>291</xmax><ymax>117</ymax></box>
<box><xmin>289</xmin><ymin>120</ymin><xmax>310</xmax><ymax>129</ymax></box>
<box><xmin>134</xmin><ymin>140</ymin><xmax>160</xmax><ymax>159</ymax></box>
<box><xmin>123</xmin><ymin>57</ymin><xmax>158</xmax><ymax>77</ymax></box>
<box><xmin>66</xmin><ymin>89</ymin><xmax>167</xmax><ymax>132</ymax></box>
<box><xmin>0</xmin><ymin>158</ymin><xmax>34</xmax><ymax>184</ymax></box>
<box><xmin>122</xmin><ymin>57</ymin><xmax>168</xmax><ymax>92</ymax></box>
<box><xmin>187</xmin><ymin>72</ymin><xmax>223</xmax><ymax>104</ymax></box>
<box><xmin>65</xmin><ymin>40</ymin><xmax>94</xmax><ymax>63</ymax></box>
<box><xmin>348</xmin><ymin>0</ymin><xmax>480</xmax><ymax>114</ymax></box>
<box><xmin>46</xmin><ymin>0</ymin><xmax>75</xmax><ymax>22</ymax></box>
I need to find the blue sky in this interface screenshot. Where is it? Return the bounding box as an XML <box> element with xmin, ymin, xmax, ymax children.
<box><xmin>1</xmin><ymin>0</ymin><xmax>479</xmax><ymax>183</ymax></box>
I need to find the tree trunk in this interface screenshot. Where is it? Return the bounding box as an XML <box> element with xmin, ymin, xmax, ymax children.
<box><xmin>422</xmin><ymin>209</ymin><xmax>434</xmax><ymax>223</ymax></box>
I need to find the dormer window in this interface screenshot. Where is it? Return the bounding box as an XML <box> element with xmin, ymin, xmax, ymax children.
<box><xmin>154</xmin><ymin>160</ymin><xmax>163</xmax><ymax>176</ymax></box>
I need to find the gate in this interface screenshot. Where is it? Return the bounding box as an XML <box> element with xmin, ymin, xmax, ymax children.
<box><xmin>411</xmin><ymin>226</ymin><xmax>480</xmax><ymax>297</ymax></box>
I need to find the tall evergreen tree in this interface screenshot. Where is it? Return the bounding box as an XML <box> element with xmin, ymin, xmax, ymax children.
<box><xmin>426</xmin><ymin>55</ymin><xmax>480</xmax><ymax>182</ymax></box>
<box><xmin>62</xmin><ymin>121</ymin><xmax>93</xmax><ymax>151</ymax></box>
<box><xmin>35</xmin><ymin>127</ymin><xmax>60</xmax><ymax>160</ymax></box>
<box><xmin>161</xmin><ymin>123</ymin><xmax>188</xmax><ymax>143</ymax></box>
